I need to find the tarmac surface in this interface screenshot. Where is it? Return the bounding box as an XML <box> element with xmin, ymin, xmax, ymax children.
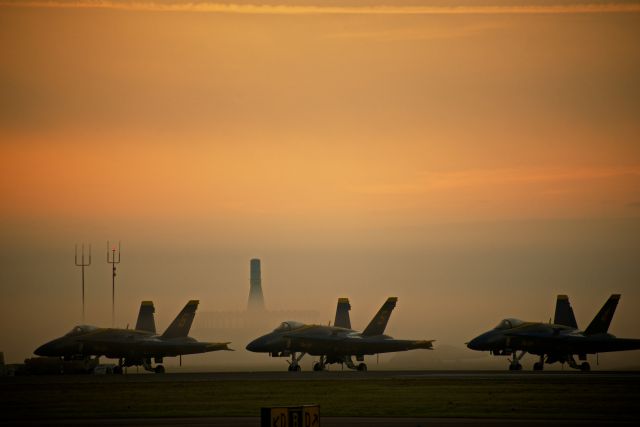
<box><xmin>3</xmin><ymin>417</ymin><xmax>637</xmax><ymax>426</ymax></box>
<box><xmin>3</xmin><ymin>369</ymin><xmax>638</xmax><ymax>383</ymax></box>
<box><xmin>2</xmin><ymin>370</ymin><xmax>638</xmax><ymax>425</ymax></box>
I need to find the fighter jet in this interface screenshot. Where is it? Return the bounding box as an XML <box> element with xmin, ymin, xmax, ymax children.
<box><xmin>246</xmin><ymin>297</ymin><xmax>434</xmax><ymax>371</ymax></box>
<box><xmin>466</xmin><ymin>294</ymin><xmax>640</xmax><ymax>371</ymax></box>
<box><xmin>35</xmin><ymin>300</ymin><xmax>231</xmax><ymax>373</ymax></box>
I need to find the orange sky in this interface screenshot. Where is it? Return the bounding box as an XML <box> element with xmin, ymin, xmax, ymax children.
<box><xmin>1</xmin><ymin>134</ymin><xmax>639</xmax><ymax>228</ymax></box>
<box><xmin>1</xmin><ymin>2</ymin><xmax>639</xmax><ymax>366</ymax></box>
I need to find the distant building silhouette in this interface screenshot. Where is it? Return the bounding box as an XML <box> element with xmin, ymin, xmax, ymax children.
<box><xmin>247</xmin><ymin>258</ymin><xmax>265</xmax><ymax>311</ymax></box>
<box><xmin>195</xmin><ymin>259</ymin><xmax>318</xmax><ymax>339</ymax></box>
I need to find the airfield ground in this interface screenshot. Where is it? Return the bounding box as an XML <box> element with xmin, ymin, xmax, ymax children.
<box><xmin>1</xmin><ymin>371</ymin><xmax>638</xmax><ymax>425</ymax></box>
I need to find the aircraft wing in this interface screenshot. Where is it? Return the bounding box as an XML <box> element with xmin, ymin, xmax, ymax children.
<box><xmin>132</xmin><ymin>340</ymin><xmax>233</xmax><ymax>355</ymax></box>
<box><xmin>77</xmin><ymin>337</ymin><xmax>232</xmax><ymax>358</ymax></box>
<box><xmin>203</xmin><ymin>342</ymin><xmax>234</xmax><ymax>351</ymax></box>
<box><xmin>505</xmin><ymin>330</ymin><xmax>568</xmax><ymax>340</ymax></box>
<box><xmin>504</xmin><ymin>331</ymin><xmax>640</xmax><ymax>354</ymax></box>
<box><xmin>283</xmin><ymin>333</ymin><xmax>433</xmax><ymax>355</ymax></box>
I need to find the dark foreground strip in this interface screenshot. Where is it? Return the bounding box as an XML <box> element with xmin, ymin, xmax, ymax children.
<box><xmin>2</xmin><ymin>418</ymin><xmax>638</xmax><ymax>427</ymax></box>
<box><xmin>2</xmin><ymin>372</ymin><xmax>638</xmax><ymax>421</ymax></box>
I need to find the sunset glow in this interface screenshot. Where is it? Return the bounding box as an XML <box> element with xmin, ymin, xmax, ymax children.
<box><xmin>1</xmin><ymin>1</ymin><xmax>639</xmax><ymax>366</ymax></box>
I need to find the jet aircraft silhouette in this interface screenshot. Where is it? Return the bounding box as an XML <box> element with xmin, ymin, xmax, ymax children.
<box><xmin>35</xmin><ymin>300</ymin><xmax>231</xmax><ymax>373</ymax></box>
<box><xmin>246</xmin><ymin>297</ymin><xmax>433</xmax><ymax>371</ymax></box>
<box><xmin>467</xmin><ymin>294</ymin><xmax>640</xmax><ymax>371</ymax></box>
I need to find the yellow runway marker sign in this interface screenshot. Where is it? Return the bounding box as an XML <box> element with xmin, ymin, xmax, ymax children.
<box><xmin>303</xmin><ymin>405</ymin><xmax>320</xmax><ymax>427</ymax></box>
<box><xmin>261</xmin><ymin>405</ymin><xmax>320</xmax><ymax>427</ymax></box>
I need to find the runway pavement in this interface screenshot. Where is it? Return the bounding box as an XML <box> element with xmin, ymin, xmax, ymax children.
<box><xmin>2</xmin><ymin>370</ymin><xmax>638</xmax><ymax>424</ymax></box>
<box><xmin>3</xmin><ymin>369</ymin><xmax>638</xmax><ymax>384</ymax></box>
<box><xmin>3</xmin><ymin>417</ymin><xmax>637</xmax><ymax>426</ymax></box>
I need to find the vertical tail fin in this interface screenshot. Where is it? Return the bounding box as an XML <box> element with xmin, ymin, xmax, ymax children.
<box><xmin>334</xmin><ymin>298</ymin><xmax>351</xmax><ymax>329</ymax></box>
<box><xmin>584</xmin><ymin>294</ymin><xmax>620</xmax><ymax>335</ymax></box>
<box><xmin>362</xmin><ymin>297</ymin><xmax>397</xmax><ymax>337</ymax></box>
<box><xmin>553</xmin><ymin>295</ymin><xmax>578</xmax><ymax>329</ymax></box>
<box><xmin>135</xmin><ymin>301</ymin><xmax>156</xmax><ymax>333</ymax></box>
<box><xmin>161</xmin><ymin>300</ymin><xmax>199</xmax><ymax>339</ymax></box>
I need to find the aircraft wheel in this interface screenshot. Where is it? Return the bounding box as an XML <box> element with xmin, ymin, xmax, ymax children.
<box><xmin>113</xmin><ymin>366</ymin><xmax>123</xmax><ymax>375</ymax></box>
<box><xmin>580</xmin><ymin>362</ymin><xmax>590</xmax><ymax>372</ymax></box>
<box><xmin>533</xmin><ymin>362</ymin><xmax>543</xmax><ymax>371</ymax></box>
<box><xmin>313</xmin><ymin>362</ymin><xmax>323</xmax><ymax>372</ymax></box>
<box><xmin>509</xmin><ymin>363</ymin><xmax>522</xmax><ymax>371</ymax></box>
<box><xmin>288</xmin><ymin>364</ymin><xmax>301</xmax><ymax>372</ymax></box>
<box><xmin>154</xmin><ymin>365</ymin><xmax>165</xmax><ymax>374</ymax></box>
<box><xmin>357</xmin><ymin>363</ymin><xmax>367</xmax><ymax>372</ymax></box>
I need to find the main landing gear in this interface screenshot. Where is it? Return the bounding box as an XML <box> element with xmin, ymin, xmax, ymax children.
<box><xmin>530</xmin><ymin>354</ymin><xmax>591</xmax><ymax>371</ymax></box>
<box><xmin>142</xmin><ymin>357</ymin><xmax>165</xmax><ymax>374</ymax></box>
<box><xmin>287</xmin><ymin>352</ymin><xmax>305</xmax><ymax>372</ymax></box>
<box><xmin>508</xmin><ymin>351</ymin><xmax>526</xmax><ymax>371</ymax></box>
<box><xmin>343</xmin><ymin>356</ymin><xmax>367</xmax><ymax>372</ymax></box>
<box><xmin>567</xmin><ymin>356</ymin><xmax>590</xmax><ymax>371</ymax></box>
<box><xmin>312</xmin><ymin>356</ymin><xmax>368</xmax><ymax>372</ymax></box>
<box><xmin>533</xmin><ymin>354</ymin><xmax>544</xmax><ymax>371</ymax></box>
<box><xmin>115</xmin><ymin>357</ymin><xmax>166</xmax><ymax>374</ymax></box>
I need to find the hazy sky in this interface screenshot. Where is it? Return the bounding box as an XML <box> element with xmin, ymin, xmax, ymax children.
<box><xmin>1</xmin><ymin>1</ymin><xmax>639</xmax><ymax>367</ymax></box>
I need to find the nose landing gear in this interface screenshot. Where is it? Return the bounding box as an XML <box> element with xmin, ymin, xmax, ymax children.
<box><xmin>508</xmin><ymin>351</ymin><xmax>526</xmax><ymax>371</ymax></box>
<box><xmin>286</xmin><ymin>352</ymin><xmax>305</xmax><ymax>372</ymax></box>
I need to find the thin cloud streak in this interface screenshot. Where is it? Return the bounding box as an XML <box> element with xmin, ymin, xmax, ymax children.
<box><xmin>324</xmin><ymin>23</ymin><xmax>503</xmax><ymax>41</ymax></box>
<box><xmin>2</xmin><ymin>1</ymin><xmax>640</xmax><ymax>14</ymax></box>
<box><xmin>349</xmin><ymin>166</ymin><xmax>640</xmax><ymax>195</ymax></box>
<box><xmin>423</xmin><ymin>166</ymin><xmax>640</xmax><ymax>189</ymax></box>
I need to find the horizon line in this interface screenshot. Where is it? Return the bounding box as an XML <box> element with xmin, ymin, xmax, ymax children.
<box><xmin>2</xmin><ymin>1</ymin><xmax>640</xmax><ymax>15</ymax></box>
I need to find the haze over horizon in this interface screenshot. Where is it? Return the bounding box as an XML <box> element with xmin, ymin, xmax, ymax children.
<box><xmin>1</xmin><ymin>0</ymin><xmax>639</xmax><ymax>368</ymax></box>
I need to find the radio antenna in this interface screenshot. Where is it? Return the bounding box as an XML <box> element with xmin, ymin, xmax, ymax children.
<box><xmin>107</xmin><ymin>241</ymin><xmax>121</xmax><ymax>327</ymax></box>
<box><xmin>74</xmin><ymin>243</ymin><xmax>91</xmax><ymax>323</ymax></box>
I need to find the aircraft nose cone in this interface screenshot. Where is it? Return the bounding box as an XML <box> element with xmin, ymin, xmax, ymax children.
<box><xmin>467</xmin><ymin>331</ymin><xmax>503</xmax><ymax>351</ymax></box>
<box><xmin>246</xmin><ymin>335</ymin><xmax>275</xmax><ymax>353</ymax></box>
<box><xmin>34</xmin><ymin>342</ymin><xmax>54</xmax><ymax>356</ymax></box>
<box><xmin>246</xmin><ymin>338</ymin><xmax>262</xmax><ymax>352</ymax></box>
<box><xmin>466</xmin><ymin>338</ymin><xmax>481</xmax><ymax>351</ymax></box>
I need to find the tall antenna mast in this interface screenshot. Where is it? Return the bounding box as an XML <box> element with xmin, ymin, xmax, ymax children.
<box><xmin>74</xmin><ymin>243</ymin><xmax>91</xmax><ymax>323</ymax></box>
<box><xmin>107</xmin><ymin>241</ymin><xmax>121</xmax><ymax>327</ymax></box>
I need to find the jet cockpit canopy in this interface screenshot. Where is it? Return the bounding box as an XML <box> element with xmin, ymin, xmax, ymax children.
<box><xmin>494</xmin><ymin>318</ymin><xmax>524</xmax><ymax>330</ymax></box>
<box><xmin>65</xmin><ymin>325</ymin><xmax>98</xmax><ymax>336</ymax></box>
<box><xmin>273</xmin><ymin>321</ymin><xmax>304</xmax><ymax>332</ymax></box>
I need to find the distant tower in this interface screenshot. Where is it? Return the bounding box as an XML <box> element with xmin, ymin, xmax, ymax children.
<box><xmin>247</xmin><ymin>258</ymin><xmax>265</xmax><ymax>311</ymax></box>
